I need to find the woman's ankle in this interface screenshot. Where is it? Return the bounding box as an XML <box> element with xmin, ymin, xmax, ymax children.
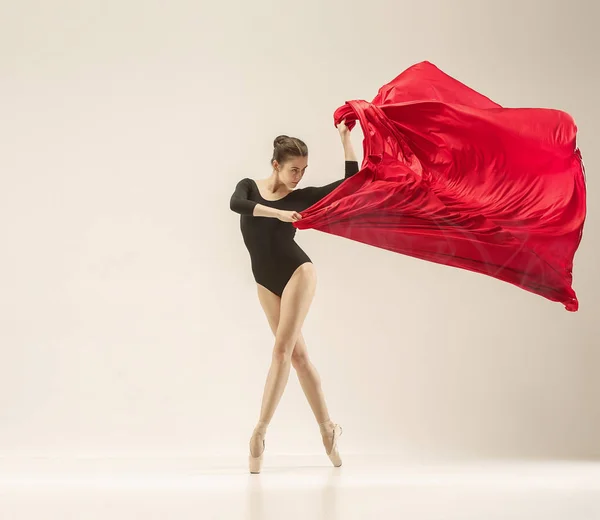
<box><xmin>318</xmin><ymin>419</ymin><xmax>334</xmax><ymax>435</ymax></box>
<box><xmin>254</xmin><ymin>420</ymin><xmax>269</xmax><ymax>435</ymax></box>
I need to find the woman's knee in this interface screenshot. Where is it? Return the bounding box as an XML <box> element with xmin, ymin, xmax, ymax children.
<box><xmin>291</xmin><ymin>348</ymin><xmax>309</xmax><ymax>370</ymax></box>
<box><xmin>272</xmin><ymin>337</ymin><xmax>296</xmax><ymax>362</ymax></box>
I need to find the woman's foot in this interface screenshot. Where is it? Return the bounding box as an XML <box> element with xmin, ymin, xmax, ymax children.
<box><xmin>249</xmin><ymin>422</ymin><xmax>268</xmax><ymax>474</ymax></box>
<box><xmin>319</xmin><ymin>420</ymin><xmax>343</xmax><ymax>467</ymax></box>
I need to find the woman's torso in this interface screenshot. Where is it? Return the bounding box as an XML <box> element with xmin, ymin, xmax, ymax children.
<box><xmin>239</xmin><ymin>179</ymin><xmax>312</xmax><ymax>269</ymax></box>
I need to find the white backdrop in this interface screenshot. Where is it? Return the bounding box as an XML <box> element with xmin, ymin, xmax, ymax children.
<box><xmin>1</xmin><ymin>0</ymin><xmax>598</xmax><ymax>461</ymax></box>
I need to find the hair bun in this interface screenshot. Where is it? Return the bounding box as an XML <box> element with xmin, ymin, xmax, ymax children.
<box><xmin>271</xmin><ymin>134</ymin><xmax>308</xmax><ymax>164</ymax></box>
<box><xmin>274</xmin><ymin>135</ymin><xmax>289</xmax><ymax>147</ymax></box>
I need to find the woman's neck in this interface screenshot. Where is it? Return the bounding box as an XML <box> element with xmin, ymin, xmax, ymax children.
<box><xmin>264</xmin><ymin>172</ymin><xmax>290</xmax><ymax>196</ymax></box>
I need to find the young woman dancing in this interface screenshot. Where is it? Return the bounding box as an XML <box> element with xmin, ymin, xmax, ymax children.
<box><xmin>229</xmin><ymin>121</ymin><xmax>359</xmax><ymax>473</ymax></box>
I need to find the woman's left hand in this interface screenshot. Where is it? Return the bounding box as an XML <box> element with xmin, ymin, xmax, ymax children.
<box><xmin>337</xmin><ymin>119</ymin><xmax>350</xmax><ymax>137</ymax></box>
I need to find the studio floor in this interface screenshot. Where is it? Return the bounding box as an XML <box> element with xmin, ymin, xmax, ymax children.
<box><xmin>1</xmin><ymin>455</ymin><xmax>599</xmax><ymax>519</ymax></box>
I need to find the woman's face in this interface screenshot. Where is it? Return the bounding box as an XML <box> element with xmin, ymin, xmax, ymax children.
<box><xmin>274</xmin><ymin>156</ymin><xmax>308</xmax><ymax>188</ymax></box>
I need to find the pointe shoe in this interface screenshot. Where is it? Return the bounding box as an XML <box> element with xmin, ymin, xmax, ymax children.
<box><xmin>320</xmin><ymin>422</ymin><xmax>343</xmax><ymax>467</ymax></box>
<box><xmin>249</xmin><ymin>429</ymin><xmax>266</xmax><ymax>474</ymax></box>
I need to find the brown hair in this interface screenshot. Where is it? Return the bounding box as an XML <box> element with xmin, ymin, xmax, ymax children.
<box><xmin>272</xmin><ymin>135</ymin><xmax>308</xmax><ymax>166</ymax></box>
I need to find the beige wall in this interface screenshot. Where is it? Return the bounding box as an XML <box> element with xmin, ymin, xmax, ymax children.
<box><xmin>0</xmin><ymin>0</ymin><xmax>598</xmax><ymax>460</ymax></box>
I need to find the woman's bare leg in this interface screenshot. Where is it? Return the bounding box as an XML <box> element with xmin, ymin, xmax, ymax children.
<box><xmin>289</xmin><ymin>334</ymin><xmax>336</xmax><ymax>452</ymax></box>
<box><xmin>250</xmin><ymin>263</ymin><xmax>316</xmax><ymax>454</ymax></box>
<box><xmin>255</xmin><ymin>279</ymin><xmax>336</xmax><ymax>453</ymax></box>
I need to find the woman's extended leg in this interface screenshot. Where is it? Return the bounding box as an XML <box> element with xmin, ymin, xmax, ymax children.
<box><xmin>289</xmin><ymin>334</ymin><xmax>338</xmax><ymax>454</ymax></box>
<box><xmin>255</xmin><ymin>263</ymin><xmax>317</xmax><ymax>427</ymax></box>
<box><xmin>255</xmin><ymin>285</ymin><xmax>336</xmax><ymax>453</ymax></box>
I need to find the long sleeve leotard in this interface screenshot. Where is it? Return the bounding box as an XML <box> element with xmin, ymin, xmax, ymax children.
<box><xmin>230</xmin><ymin>161</ymin><xmax>360</xmax><ymax>296</ymax></box>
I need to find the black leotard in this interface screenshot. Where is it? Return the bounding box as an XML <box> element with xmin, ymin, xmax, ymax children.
<box><xmin>230</xmin><ymin>161</ymin><xmax>360</xmax><ymax>296</ymax></box>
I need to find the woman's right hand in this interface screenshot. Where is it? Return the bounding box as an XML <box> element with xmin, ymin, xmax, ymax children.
<box><xmin>277</xmin><ymin>210</ymin><xmax>303</xmax><ymax>222</ymax></box>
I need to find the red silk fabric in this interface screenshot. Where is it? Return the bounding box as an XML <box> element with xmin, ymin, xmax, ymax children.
<box><xmin>294</xmin><ymin>61</ymin><xmax>586</xmax><ymax>311</ymax></box>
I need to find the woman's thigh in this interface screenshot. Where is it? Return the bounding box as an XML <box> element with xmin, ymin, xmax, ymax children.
<box><xmin>257</xmin><ymin>283</ymin><xmax>310</xmax><ymax>364</ymax></box>
<box><xmin>276</xmin><ymin>263</ymin><xmax>317</xmax><ymax>353</ymax></box>
<box><xmin>256</xmin><ymin>284</ymin><xmax>281</xmax><ymax>335</ymax></box>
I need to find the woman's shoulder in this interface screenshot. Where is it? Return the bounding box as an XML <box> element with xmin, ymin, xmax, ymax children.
<box><xmin>234</xmin><ymin>177</ymin><xmax>256</xmax><ymax>189</ymax></box>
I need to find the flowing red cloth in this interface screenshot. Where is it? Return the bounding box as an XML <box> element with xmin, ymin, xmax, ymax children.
<box><xmin>294</xmin><ymin>61</ymin><xmax>586</xmax><ymax>311</ymax></box>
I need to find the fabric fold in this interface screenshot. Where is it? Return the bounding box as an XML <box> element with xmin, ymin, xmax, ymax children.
<box><xmin>294</xmin><ymin>61</ymin><xmax>586</xmax><ymax>311</ymax></box>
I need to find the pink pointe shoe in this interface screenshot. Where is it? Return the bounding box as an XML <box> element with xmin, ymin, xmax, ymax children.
<box><xmin>249</xmin><ymin>425</ymin><xmax>267</xmax><ymax>474</ymax></box>
<box><xmin>320</xmin><ymin>421</ymin><xmax>343</xmax><ymax>467</ymax></box>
